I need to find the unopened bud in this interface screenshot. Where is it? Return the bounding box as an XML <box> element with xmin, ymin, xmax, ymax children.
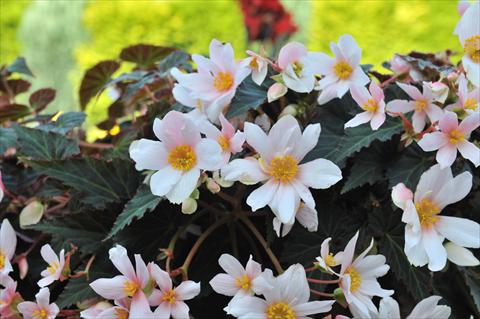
<box><xmin>19</xmin><ymin>200</ymin><xmax>44</xmax><ymax>229</ymax></box>
<box><xmin>213</xmin><ymin>170</ymin><xmax>234</xmax><ymax>188</ymax></box>
<box><xmin>206</xmin><ymin>178</ymin><xmax>221</xmax><ymax>194</ymax></box>
<box><xmin>267</xmin><ymin>83</ymin><xmax>288</xmax><ymax>103</ymax></box>
<box><xmin>18</xmin><ymin>255</ymin><xmax>28</xmax><ymax>279</ymax></box>
<box><xmin>426</xmin><ymin>81</ymin><xmax>449</xmax><ymax>103</ymax></box>
<box><xmin>181</xmin><ymin>198</ymin><xmax>197</xmax><ymax>215</ymax></box>
<box><xmin>279</xmin><ymin>104</ymin><xmax>298</xmax><ymax>118</ymax></box>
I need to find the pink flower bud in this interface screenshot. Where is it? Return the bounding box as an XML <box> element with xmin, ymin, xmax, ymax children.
<box><xmin>457</xmin><ymin>0</ymin><xmax>470</xmax><ymax>16</ymax></box>
<box><xmin>267</xmin><ymin>83</ymin><xmax>288</xmax><ymax>102</ymax></box>
<box><xmin>206</xmin><ymin>178</ymin><xmax>221</xmax><ymax>194</ymax></box>
<box><xmin>18</xmin><ymin>255</ymin><xmax>29</xmax><ymax>279</ymax></box>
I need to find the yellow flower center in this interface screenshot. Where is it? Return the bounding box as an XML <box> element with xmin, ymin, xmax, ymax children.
<box><xmin>0</xmin><ymin>252</ymin><xmax>5</xmax><ymax>270</ymax></box>
<box><xmin>168</xmin><ymin>145</ymin><xmax>197</xmax><ymax>171</ymax></box>
<box><xmin>415</xmin><ymin>100</ymin><xmax>428</xmax><ymax>112</ymax></box>
<box><xmin>214</xmin><ymin>71</ymin><xmax>234</xmax><ymax>92</ymax></box>
<box><xmin>217</xmin><ymin>135</ymin><xmax>230</xmax><ymax>151</ymax></box>
<box><xmin>324</xmin><ymin>253</ymin><xmax>336</xmax><ymax>267</ymax></box>
<box><xmin>33</xmin><ymin>308</ymin><xmax>48</xmax><ymax>319</ymax></box>
<box><xmin>415</xmin><ymin>198</ymin><xmax>441</xmax><ymax>229</ymax></box>
<box><xmin>235</xmin><ymin>274</ymin><xmax>252</xmax><ymax>291</ymax></box>
<box><xmin>347</xmin><ymin>266</ymin><xmax>362</xmax><ymax>292</ymax></box>
<box><xmin>114</xmin><ymin>308</ymin><xmax>129</xmax><ymax>319</ymax></box>
<box><xmin>448</xmin><ymin>129</ymin><xmax>465</xmax><ymax>144</ymax></box>
<box><xmin>266</xmin><ymin>302</ymin><xmax>296</xmax><ymax>319</ymax></box>
<box><xmin>464</xmin><ymin>35</ymin><xmax>480</xmax><ymax>63</ymax></box>
<box><xmin>464</xmin><ymin>98</ymin><xmax>478</xmax><ymax>111</ymax></box>
<box><xmin>249</xmin><ymin>57</ymin><xmax>259</xmax><ymax>69</ymax></box>
<box><xmin>123</xmin><ymin>280</ymin><xmax>139</xmax><ymax>297</ymax></box>
<box><xmin>47</xmin><ymin>261</ymin><xmax>59</xmax><ymax>275</ymax></box>
<box><xmin>363</xmin><ymin>99</ymin><xmax>378</xmax><ymax>112</ymax></box>
<box><xmin>267</xmin><ymin>155</ymin><xmax>299</xmax><ymax>183</ymax></box>
<box><xmin>333</xmin><ymin>61</ymin><xmax>353</xmax><ymax>80</ymax></box>
<box><xmin>161</xmin><ymin>289</ymin><xmax>176</xmax><ymax>304</ymax></box>
<box><xmin>292</xmin><ymin>61</ymin><xmax>303</xmax><ymax>77</ymax></box>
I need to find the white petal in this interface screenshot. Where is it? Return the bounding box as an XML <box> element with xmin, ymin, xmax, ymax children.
<box><xmin>422</xmin><ymin>229</ymin><xmax>447</xmax><ymax>271</ymax></box>
<box><xmin>293</xmin><ymin>300</ymin><xmax>335</xmax><ymax>316</ymax></box>
<box><xmin>90</xmin><ymin>276</ymin><xmax>128</xmax><ymax>300</ymax></box>
<box><xmin>109</xmin><ymin>245</ymin><xmax>135</xmax><ymax>279</ymax></box>
<box><xmin>406</xmin><ymin>295</ymin><xmax>442</xmax><ymax>319</ymax></box>
<box><xmin>292</xmin><ymin>123</ymin><xmax>321</xmax><ymax>161</ymax></box>
<box><xmin>378</xmin><ymin>297</ymin><xmax>401</xmax><ymax>319</ymax></box>
<box><xmin>150</xmin><ymin>264</ymin><xmax>172</xmax><ymax>292</ymax></box>
<box><xmin>166</xmin><ymin>169</ymin><xmax>200</xmax><ymax>204</ymax></box>
<box><xmin>195</xmin><ymin>138</ymin><xmax>223</xmax><ymax>171</ymax></box>
<box><xmin>218</xmin><ymin>254</ymin><xmax>245</xmax><ymax>278</ymax></box>
<box><xmin>298</xmin><ymin>159</ymin><xmax>342</xmax><ymax>189</ymax></box>
<box><xmin>445</xmin><ymin>242</ymin><xmax>480</xmax><ymax>266</ymax></box>
<box><xmin>221</xmin><ymin>158</ymin><xmax>268</xmax><ymax>185</ymax></box>
<box><xmin>246</xmin><ymin>179</ymin><xmax>279</xmax><ymax>212</ymax></box>
<box><xmin>344</xmin><ymin>112</ymin><xmax>373</xmax><ymax>129</ymax></box>
<box><xmin>244</xmin><ymin>122</ymin><xmax>271</xmax><ymax>159</ymax></box>
<box><xmin>433</xmin><ymin>170</ymin><xmax>472</xmax><ymax>209</ymax></box>
<box><xmin>150</xmin><ymin>166</ymin><xmax>182</xmax><ymax>197</ymax></box>
<box><xmin>0</xmin><ymin>219</ymin><xmax>16</xmax><ymax>260</ymax></box>
<box><xmin>129</xmin><ymin>139</ymin><xmax>168</xmax><ymax>171</ymax></box>
<box><xmin>209</xmin><ymin>274</ymin><xmax>239</xmax><ymax>296</ymax></box>
<box><xmin>171</xmin><ymin>301</ymin><xmax>190</xmax><ymax>319</ymax></box>
<box><xmin>436</xmin><ymin>216</ymin><xmax>480</xmax><ymax>248</ymax></box>
<box><xmin>175</xmin><ymin>281</ymin><xmax>200</xmax><ymax>301</ymax></box>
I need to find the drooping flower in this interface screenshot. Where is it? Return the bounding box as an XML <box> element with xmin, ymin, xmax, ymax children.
<box><xmin>338</xmin><ymin>231</ymin><xmax>393</xmax><ymax>315</ymax></box>
<box><xmin>242</xmin><ymin>50</ymin><xmax>269</xmax><ymax>86</ymax></box>
<box><xmin>314</xmin><ymin>34</ymin><xmax>370</xmax><ymax>105</ymax></box>
<box><xmin>228</xmin><ymin>264</ymin><xmax>335</xmax><ymax>319</ymax></box>
<box><xmin>425</xmin><ymin>81</ymin><xmax>450</xmax><ymax>104</ymax></box>
<box><xmin>391</xmin><ymin>164</ymin><xmax>479</xmax><ymax>271</ymax></box>
<box><xmin>148</xmin><ymin>263</ymin><xmax>200</xmax><ymax>319</ymax></box>
<box><xmin>446</xmin><ymin>74</ymin><xmax>479</xmax><ymax>114</ymax></box>
<box><xmin>0</xmin><ymin>219</ymin><xmax>17</xmax><ymax>275</ymax></box>
<box><xmin>277</xmin><ymin>42</ymin><xmax>322</xmax><ymax>93</ymax></box>
<box><xmin>17</xmin><ymin>288</ymin><xmax>59</xmax><ymax>319</ymax></box>
<box><xmin>129</xmin><ymin>110</ymin><xmax>222</xmax><ymax>204</ymax></box>
<box><xmin>81</xmin><ymin>297</ymin><xmax>153</xmax><ymax>319</ymax></box>
<box><xmin>272</xmin><ymin>202</ymin><xmax>318</xmax><ymax>237</ymax></box>
<box><xmin>454</xmin><ymin>1</ymin><xmax>480</xmax><ymax>86</ymax></box>
<box><xmin>38</xmin><ymin>244</ymin><xmax>66</xmax><ymax>287</ymax></box>
<box><xmin>389</xmin><ymin>54</ymin><xmax>423</xmax><ymax>82</ymax></box>
<box><xmin>418</xmin><ymin>111</ymin><xmax>479</xmax><ymax>168</ymax></box>
<box><xmin>316</xmin><ymin>237</ymin><xmax>344</xmax><ymax>274</ymax></box>
<box><xmin>200</xmin><ymin>113</ymin><xmax>245</xmax><ymax>168</ymax></box>
<box><xmin>386</xmin><ymin>82</ymin><xmax>444</xmax><ymax>133</ymax></box>
<box><xmin>345</xmin><ymin>81</ymin><xmax>386</xmax><ymax>130</ymax></box>
<box><xmin>221</xmin><ymin>115</ymin><xmax>342</xmax><ymax>228</ymax></box>
<box><xmin>0</xmin><ymin>275</ymin><xmax>22</xmax><ymax>319</ymax></box>
<box><xmin>171</xmin><ymin>39</ymin><xmax>250</xmax><ymax>122</ymax></box>
<box><xmin>209</xmin><ymin>254</ymin><xmax>264</xmax><ymax>309</ymax></box>
<box><xmin>90</xmin><ymin>245</ymin><xmax>152</xmax><ymax>301</ymax></box>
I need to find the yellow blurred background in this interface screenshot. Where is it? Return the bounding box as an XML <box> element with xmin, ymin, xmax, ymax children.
<box><xmin>0</xmin><ymin>0</ymin><xmax>462</xmax><ymax>136</ymax></box>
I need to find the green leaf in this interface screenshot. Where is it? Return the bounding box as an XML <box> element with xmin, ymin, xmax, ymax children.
<box><xmin>7</xmin><ymin>57</ymin><xmax>34</xmax><ymax>76</ymax></box>
<box><xmin>79</xmin><ymin>60</ymin><xmax>120</xmax><ymax>110</ymax></box>
<box><xmin>158</xmin><ymin>51</ymin><xmax>191</xmax><ymax>74</ymax></box>
<box><xmin>106</xmin><ymin>185</ymin><xmax>162</xmax><ymax>239</ymax></box>
<box><xmin>37</xmin><ymin>112</ymin><xmax>86</xmax><ymax>134</ymax></box>
<box><xmin>0</xmin><ymin>127</ymin><xmax>17</xmax><ymax>153</ymax></box>
<box><xmin>26</xmin><ymin>158</ymin><xmax>141</xmax><ymax>208</ymax></box>
<box><xmin>0</xmin><ymin>104</ymin><xmax>30</xmax><ymax>122</ymax></box>
<box><xmin>460</xmin><ymin>267</ymin><xmax>480</xmax><ymax>314</ymax></box>
<box><xmin>120</xmin><ymin>44</ymin><xmax>176</xmax><ymax>67</ymax></box>
<box><xmin>13</xmin><ymin>126</ymin><xmax>80</xmax><ymax>160</ymax></box>
<box><xmin>103</xmin><ymin>130</ymin><xmax>139</xmax><ymax>160</ymax></box>
<box><xmin>29</xmin><ymin>88</ymin><xmax>56</xmax><ymax>112</ymax></box>
<box><xmin>227</xmin><ymin>74</ymin><xmax>274</xmax><ymax>118</ymax></box>
<box><xmin>387</xmin><ymin>144</ymin><xmax>432</xmax><ymax>189</ymax></box>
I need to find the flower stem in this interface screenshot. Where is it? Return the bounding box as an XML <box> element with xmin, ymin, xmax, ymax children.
<box><xmin>310</xmin><ymin>288</ymin><xmax>335</xmax><ymax>298</ymax></box>
<box><xmin>307</xmin><ymin>278</ymin><xmax>340</xmax><ymax>285</ymax></box>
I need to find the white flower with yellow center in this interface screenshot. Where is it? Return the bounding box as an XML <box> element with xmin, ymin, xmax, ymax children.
<box><xmin>455</xmin><ymin>2</ymin><xmax>480</xmax><ymax>86</ymax></box>
<box><xmin>242</xmin><ymin>50</ymin><xmax>269</xmax><ymax>86</ymax></box>
<box><xmin>129</xmin><ymin>110</ymin><xmax>223</xmax><ymax>204</ymax></box>
<box><xmin>38</xmin><ymin>244</ymin><xmax>65</xmax><ymax>287</ymax></box>
<box><xmin>272</xmin><ymin>203</ymin><xmax>319</xmax><ymax>237</ymax></box>
<box><xmin>446</xmin><ymin>74</ymin><xmax>479</xmax><ymax>115</ymax></box>
<box><xmin>392</xmin><ymin>164</ymin><xmax>480</xmax><ymax>271</ymax></box>
<box><xmin>17</xmin><ymin>288</ymin><xmax>59</xmax><ymax>319</ymax></box>
<box><xmin>148</xmin><ymin>264</ymin><xmax>200</xmax><ymax>319</ymax></box>
<box><xmin>80</xmin><ymin>297</ymin><xmax>153</xmax><ymax>319</ymax></box>
<box><xmin>314</xmin><ymin>34</ymin><xmax>370</xmax><ymax>105</ymax></box>
<box><xmin>228</xmin><ymin>264</ymin><xmax>335</xmax><ymax>319</ymax></box>
<box><xmin>171</xmin><ymin>39</ymin><xmax>250</xmax><ymax>122</ymax></box>
<box><xmin>338</xmin><ymin>232</ymin><xmax>393</xmax><ymax>316</ymax></box>
<box><xmin>345</xmin><ymin>81</ymin><xmax>386</xmax><ymax>130</ymax></box>
<box><xmin>0</xmin><ymin>219</ymin><xmax>16</xmax><ymax>275</ymax></box>
<box><xmin>316</xmin><ymin>237</ymin><xmax>344</xmax><ymax>274</ymax></box>
<box><xmin>221</xmin><ymin>115</ymin><xmax>342</xmax><ymax>228</ymax></box>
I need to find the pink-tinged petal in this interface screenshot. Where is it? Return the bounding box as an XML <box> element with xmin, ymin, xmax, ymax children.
<box><xmin>153</xmin><ymin>302</ymin><xmax>171</xmax><ymax>319</ymax></box>
<box><xmin>317</xmin><ymin>84</ymin><xmax>339</xmax><ymax>105</ymax></box>
<box><xmin>170</xmin><ymin>70</ymin><xmax>214</xmax><ymax>94</ymax></box>
<box><xmin>40</xmin><ymin>244</ymin><xmax>59</xmax><ymax>266</ymax></box>
<box><xmin>226</xmin><ymin>295</ymin><xmax>267</xmax><ymax>317</ymax></box>
<box><xmin>150</xmin><ymin>264</ymin><xmax>172</xmax><ymax>292</ymax></box>
<box><xmin>268</xmin><ymin>115</ymin><xmax>302</xmax><ymax>154</ymax></box>
<box><xmin>195</xmin><ymin>139</ymin><xmax>222</xmax><ymax>170</ymax></box>
<box><xmin>191</xmin><ymin>54</ymin><xmax>218</xmax><ymax>75</ymax></box>
<box><xmin>245</xmin><ymin>255</ymin><xmax>262</xmax><ymax>278</ymax></box>
<box><xmin>296</xmin><ymin>205</ymin><xmax>318</xmax><ymax>232</ymax></box>
<box><xmin>397</xmin><ymin>82</ymin><xmax>423</xmax><ymax>100</ymax></box>
<box><xmin>278</xmin><ymin>42</ymin><xmax>307</xmax><ymax>70</ymax></box>
<box><xmin>436</xmin><ymin>216</ymin><xmax>480</xmax><ymax>248</ymax></box>
<box><xmin>130</xmin><ymin>292</ymin><xmax>153</xmax><ymax>319</ymax></box>
<box><xmin>46</xmin><ymin>303</ymin><xmax>60</xmax><ymax>319</ymax></box>
<box><xmin>267</xmin><ymin>82</ymin><xmax>288</xmax><ymax>103</ymax></box>
<box><xmin>298</xmin><ymin>158</ymin><xmax>342</xmax><ymax>189</ymax></box>
<box><xmin>199</xmin><ymin>121</ymin><xmax>220</xmax><ymax>140</ymax></box>
<box><xmin>150</xmin><ymin>166</ymin><xmax>182</xmax><ymax>197</ymax></box>
<box><xmin>412</xmin><ymin>111</ymin><xmax>427</xmax><ymax>133</ymax></box>
<box><xmin>293</xmin><ymin>300</ymin><xmax>335</xmax><ymax>316</ymax></box>
<box><xmin>96</xmin><ymin>307</ymin><xmax>123</xmax><ymax>319</ymax></box>
<box><xmin>0</xmin><ymin>219</ymin><xmax>16</xmax><ymax>260</ymax></box>
<box><xmin>349</xmin><ymin>67</ymin><xmax>370</xmax><ymax>87</ymax></box>
<box><xmin>171</xmin><ymin>301</ymin><xmax>190</xmax><ymax>319</ymax></box>
<box><xmin>244</xmin><ymin>122</ymin><xmax>271</xmax><ymax>159</ymax></box>
<box><xmin>221</xmin><ymin>158</ymin><xmax>269</xmax><ymax>185</ymax></box>
<box><xmin>445</xmin><ymin>242</ymin><xmax>480</xmax><ymax>266</ymax></box>
<box><xmin>246</xmin><ymin>179</ymin><xmax>279</xmax><ymax>212</ymax></box>
<box><xmin>166</xmin><ymin>168</ymin><xmax>200</xmax><ymax>204</ymax></box>
<box><xmin>308</xmin><ymin>52</ymin><xmax>335</xmax><ymax>75</ymax></box>
<box><xmin>422</xmin><ymin>229</ymin><xmax>447</xmax><ymax>271</ymax></box>
<box><xmin>386</xmin><ymin>100</ymin><xmax>415</xmax><ymax>114</ymax></box>
<box><xmin>292</xmin><ymin>123</ymin><xmax>321</xmax><ymax>161</ymax></box>
<box><xmin>128</xmin><ymin>141</ymin><xmax>169</xmax><ymax>172</ymax></box>
<box><xmin>175</xmin><ymin>281</ymin><xmax>200</xmax><ymax>300</ymax></box>
<box><xmin>218</xmin><ymin>254</ymin><xmax>245</xmax><ymax>278</ymax></box>
<box><xmin>391</xmin><ymin>183</ymin><xmax>413</xmax><ymax>210</ymax></box>
<box><xmin>205</xmin><ymin>90</ymin><xmax>235</xmax><ymax>123</ymax></box>
<box><xmin>433</xmin><ymin>170</ymin><xmax>472</xmax><ymax>209</ymax></box>
<box><xmin>38</xmin><ymin>275</ymin><xmax>56</xmax><ymax>288</ymax></box>
<box><xmin>291</xmin><ymin>180</ymin><xmax>315</xmax><ymax>209</ymax></box>
<box><xmin>35</xmin><ymin>287</ymin><xmax>51</xmax><ymax>308</ymax></box>
<box><xmin>338</xmin><ymin>34</ymin><xmax>361</xmax><ymax>67</ymax></box>
<box><xmin>252</xmin><ymin>62</ymin><xmax>268</xmax><ymax>86</ymax></box>
<box><xmin>438</xmin><ymin>111</ymin><xmax>459</xmax><ymax>133</ymax></box>
<box><xmin>414</xmin><ymin>164</ymin><xmax>452</xmax><ymax>202</ymax></box>
<box><xmin>270</xmin><ymin>184</ymin><xmax>300</xmax><ymax>225</ymax></box>
<box><xmin>344</xmin><ymin>111</ymin><xmax>373</xmax><ymax>129</ymax></box>
<box><xmin>318</xmin><ymin>73</ymin><xmax>338</xmax><ymax>89</ymax></box>
<box><xmin>134</xmin><ymin>254</ymin><xmax>149</xmax><ymax>288</ymax></box>
<box><xmin>370</xmin><ymin>112</ymin><xmax>386</xmax><ymax>130</ymax></box>
<box><xmin>418</xmin><ymin>132</ymin><xmax>448</xmax><ymax>151</ymax></box>
<box><xmin>219</xmin><ymin>113</ymin><xmax>235</xmax><ymax>137</ymax></box>
<box><xmin>109</xmin><ymin>245</ymin><xmax>135</xmax><ymax>280</ymax></box>
<box><xmin>148</xmin><ymin>289</ymin><xmax>163</xmax><ymax>307</ymax></box>
<box><xmin>458</xmin><ymin>141</ymin><xmax>480</xmax><ymax>167</ymax></box>
<box><xmin>17</xmin><ymin>301</ymin><xmax>38</xmax><ymax>318</ymax></box>
<box><xmin>209</xmin><ymin>39</ymin><xmax>224</xmax><ymax>67</ymax></box>
<box><xmin>158</xmin><ymin>111</ymin><xmax>201</xmax><ymax>148</ymax></box>
<box><xmin>459</xmin><ymin>112</ymin><xmax>480</xmax><ymax>135</ymax></box>
<box><xmin>436</xmin><ymin>145</ymin><xmax>457</xmax><ymax>168</ymax></box>
<box><xmin>209</xmin><ymin>273</ymin><xmax>238</xmax><ymax>296</ymax></box>
<box><xmin>90</xmin><ymin>276</ymin><xmax>128</xmax><ymax>300</ymax></box>
<box><xmin>425</xmin><ymin>104</ymin><xmax>444</xmax><ymax>123</ymax></box>
<box><xmin>229</xmin><ymin>131</ymin><xmax>246</xmax><ymax>154</ymax></box>
<box><xmin>369</xmin><ymin>81</ymin><xmax>384</xmax><ymax>102</ymax></box>
<box><xmin>340</xmin><ymin>231</ymin><xmax>359</xmax><ymax>275</ymax></box>
<box><xmin>335</xmin><ymin>80</ymin><xmax>350</xmax><ymax>98</ymax></box>
<box><xmin>350</xmin><ymin>85</ymin><xmax>371</xmax><ymax>108</ymax></box>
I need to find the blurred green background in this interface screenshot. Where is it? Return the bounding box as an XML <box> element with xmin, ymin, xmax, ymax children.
<box><xmin>0</xmin><ymin>0</ymin><xmax>461</xmax><ymax>137</ymax></box>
